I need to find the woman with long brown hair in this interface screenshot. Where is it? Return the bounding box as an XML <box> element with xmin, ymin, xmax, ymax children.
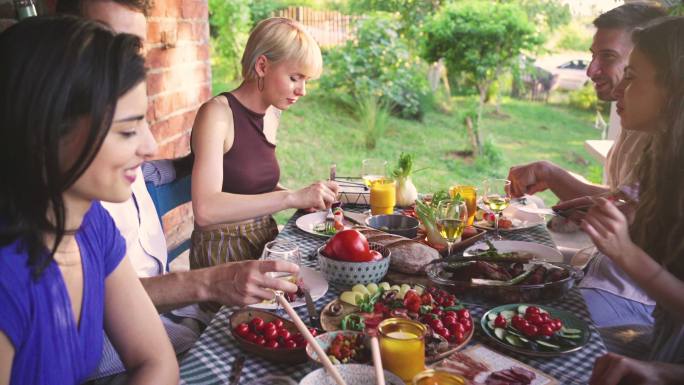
<box><xmin>581</xmin><ymin>16</ymin><xmax>684</xmax><ymax>374</ymax></box>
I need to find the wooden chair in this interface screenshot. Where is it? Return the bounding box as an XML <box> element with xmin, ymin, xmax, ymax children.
<box><xmin>145</xmin><ymin>175</ymin><xmax>192</xmax><ymax>270</ymax></box>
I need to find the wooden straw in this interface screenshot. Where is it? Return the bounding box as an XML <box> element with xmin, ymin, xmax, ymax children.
<box><xmin>276</xmin><ymin>293</ymin><xmax>348</xmax><ymax>385</ymax></box>
<box><xmin>369</xmin><ymin>336</ymin><xmax>386</xmax><ymax>385</ymax></box>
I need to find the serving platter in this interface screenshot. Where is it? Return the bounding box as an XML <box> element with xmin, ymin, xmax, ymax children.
<box><xmin>464</xmin><ymin>240</ymin><xmax>564</xmax><ymax>263</ymax></box>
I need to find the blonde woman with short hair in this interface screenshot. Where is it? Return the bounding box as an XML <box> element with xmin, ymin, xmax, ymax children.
<box><xmin>189</xmin><ymin>18</ymin><xmax>338</xmax><ymax>293</ymax></box>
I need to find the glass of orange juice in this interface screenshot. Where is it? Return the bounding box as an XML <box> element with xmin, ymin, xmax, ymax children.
<box><xmin>449</xmin><ymin>185</ymin><xmax>477</xmax><ymax>225</ymax></box>
<box><xmin>370</xmin><ymin>178</ymin><xmax>396</xmax><ymax>215</ymax></box>
<box><xmin>378</xmin><ymin>318</ymin><xmax>427</xmax><ymax>382</ymax></box>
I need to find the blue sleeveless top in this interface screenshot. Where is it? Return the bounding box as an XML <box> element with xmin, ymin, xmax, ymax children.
<box><xmin>0</xmin><ymin>201</ymin><xmax>125</xmax><ymax>385</ymax></box>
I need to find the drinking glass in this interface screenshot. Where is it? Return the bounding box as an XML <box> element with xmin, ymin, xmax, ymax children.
<box><xmin>436</xmin><ymin>200</ymin><xmax>468</xmax><ymax>258</ymax></box>
<box><xmin>449</xmin><ymin>185</ymin><xmax>477</xmax><ymax>225</ymax></box>
<box><xmin>482</xmin><ymin>178</ymin><xmax>512</xmax><ymax>240</ymax></box>
<box><xmin>260</xmin><ymin>240</ymin><xmax>301</xmax><ymax>309</ymax></box>
<box><xmin>370</xmin><ymin>178</ymin><xmax>396</xmax><ymax>215</ymax></box>
<box><xmin>361</xmin><ymin>158</ymin><xmax>387</xmax><ymax>188</ymax></box>
<box><xmin>378</xmin><ymin>318</ymin><xmax>427</xmax><ymax>382</ymax></box>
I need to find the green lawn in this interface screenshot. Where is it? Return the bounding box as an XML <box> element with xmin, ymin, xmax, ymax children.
<box><xmin>211</xmin><ymin>81</ymin><xmax>604</xmax><ymax>224</ymax></box>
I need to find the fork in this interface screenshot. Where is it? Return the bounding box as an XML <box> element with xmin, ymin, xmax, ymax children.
<box><xmin>325</xmin><ymin>207</ymin><xmax>335</xmax><ymax>233</ymax></box>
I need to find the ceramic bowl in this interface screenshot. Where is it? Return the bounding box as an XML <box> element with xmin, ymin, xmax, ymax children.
<box><xmin>366</xmin><ymin>214</ymin><xmax>420</xmax><ymax>239</ymax></box>
<box><xmin>298</xmin><ymin>364</ymin><xmax>404</xmax><ymax>385</ymax></box>
<box><xmin>305</xmin><ymin>330</ymin><xmax>370</xmax><ymax>364</ymax></box>
<box><xmin>317</xmin><ymin>242</ymin><xmax>390</xmax><ymax>286</ymax></box>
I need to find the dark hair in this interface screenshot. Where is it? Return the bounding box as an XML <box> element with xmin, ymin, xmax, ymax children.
<box><xmin>57</xmin><ymin>0</ymin><xmax>150</xmax><ymax>15</ymax></box>
<box><xmin>0</xmin><ymin>15</ymin><xmax>145</xmax><ymax>276</ymax></box>
<box><xmin>629</xmin><ymin>16</ymin><xmax>684</xmax><ymax>279</ymax></box>
<box><xmin>593</xmin><ymin>3</ymin><xmax>667</xmax><ymax>32</ymax></box>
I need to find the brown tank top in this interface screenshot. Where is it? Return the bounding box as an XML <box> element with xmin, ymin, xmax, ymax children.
<box><xmin>219</xmin><ymin>92</ymin><xmax>280</xmax><ymax>194</ymax></box>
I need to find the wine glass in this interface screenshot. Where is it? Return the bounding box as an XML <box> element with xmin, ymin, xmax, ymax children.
<box><xmin>436</xmin><ymin>200</ymin><xmax>468</xmax><ymax>258</ymax></box>
<box><xmin>260</xmin><ymin>240</ymin><xmax>301</xmax><ymax>310</ymax></box>
<box><xmin>361</xmin><ymin>158</ymin><xmax>387</xmax><ymax>188</ymax></box>
<box><xmin>482</xmin><ymin>178</ymin><xmax>512</xmax><ymax>240</ymax></box>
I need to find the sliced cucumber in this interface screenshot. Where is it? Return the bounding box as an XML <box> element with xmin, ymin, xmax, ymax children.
<box><xmin>536</xmin><ymin>340</ymin><xmax>561</xmax><ymax>350</ymax></box>
<box><xmin>487</xmin><ymin>312</ymin><xmax>498</xmax><ymax>321</ymax></box>
<box><xmin>487</xmin><ymin>320</ymin><xmax>496</xmax><ymax>330</ymax></box>
<box><xmin>517</xmin><ymin>305</ymin><xmax>528</xmax><ymax>314</ymax></box>
<box><xmin>561</xmin><ymin>327</ymin><xmax>582</xmax><ymax>334</ymax></box>
<box><xmin>500</xmin><ymin>310</ymin><xmax>516</xmax><ymax>320</ymax></box>
<box><xmin>559</xmin><ymin>333</ymin><xmax>582</xmax><ymax>339</ymax></box>
<box><xmin>505</xmin><ymin>334</ymin><xmax>525</xmax><ymax>347</ymax></box>
<box><xmin>494</xmin><ymin>328</ymin><xmax>506</xmax><ymax>340</ymax></box>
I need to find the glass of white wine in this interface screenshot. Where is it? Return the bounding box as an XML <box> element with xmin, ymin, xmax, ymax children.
<box><xmin>482</xmin><ymin>178</ymin><xmax>512</xmax><ymax>240</ymax></box>
<box><xmin>361</xmin><ymin>158</ymin><xmax>387</xmax><ymax>188</ymax></box>
<box><xmin>436</xmin><ymin>200</ymin><xmax>468</xmax><ymax>258</ymax></box>
<box><xmin>260</xmin><ymin>240</ymin><xmax>301</xmax><ymax>309</ymax></box>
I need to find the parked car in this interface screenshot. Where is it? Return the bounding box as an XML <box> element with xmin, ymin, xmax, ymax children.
<box><xmin>535</xmin><ymin>55</ymin><xmax>591</xmax><ymax>91</ymax></box>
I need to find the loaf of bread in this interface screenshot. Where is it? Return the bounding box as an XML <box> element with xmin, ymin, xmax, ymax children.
<box><xmin>356</xmin><ymin>227</ymin><xmax>440</xmax><ymax>274</ymax></box>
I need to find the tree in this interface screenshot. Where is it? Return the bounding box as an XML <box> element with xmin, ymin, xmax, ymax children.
<box><xmin>422</xmin><ymin>1</ymin><xmax>540</xmax><ymax>154</ymax></box>
<box><xmin>347</xmin><ymin>0</ymin><xmax>443</xmax><ymax>39</ymax></box>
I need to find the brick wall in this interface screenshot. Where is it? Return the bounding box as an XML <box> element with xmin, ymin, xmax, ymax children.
<box><xmin>146</xmin><ymin>0</ymin><xmax>210</xmax><ymax>250</ymax></box>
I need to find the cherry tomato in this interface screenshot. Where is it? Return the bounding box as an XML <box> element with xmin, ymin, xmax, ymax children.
<box><xmin>540</xmin><ymin>312</ymin><xmax>551</xmax><ymax>323</ymax></box>
<box><xmin>404</xmin><ymin>290</ymin><xmax>420</xmax><ymax>304</ymax></box>
<box><xmin>254</xmin><ymin>336</ymin><xmax>266</xmax><ymax>346</ymax></box>
<box><xmin>369</xmin><ymin>250</ymin><xmax>383</xmax><ymax>261</ymax></box>
<box><xmin>429</xmin><ymin>318</ymin><xmax>444</xmax><ymax>330</ymax></box>
<box><xmin>284</xmin><ymin>339</ymin><xmax>298</xmax><ymax>349</ymax></box>
<box><xmin>454</xmin><ymin>331</ymin><xmax>465</xmax><ymax>344</ymax></box>
<box><xmin>436</xmin><ymin>326</ymin><xmax>450</xmax><ymax>340</ymax></box>
<box><xmin>234</xmin><ymin>323</ymin><xmax>250</xmax><ymax>337</ymax></box>
<box><xmin>494</xmin><ymin>315</ymin><xmax>507</xmax><ymax>328</ymax></box>
<box><xmin>523</xmin><ymin>324</ymin><xmax>538</xmax><ymax>337</ymax></box>
<box><xmin>444</xmin><ymin>310</ymin><xmax>457</xmax><ymax>319</ymax></box>
<box><xmin>525</xmin><ymin>306</ymin><xmax>541</xmax><ymax>317</ymax></box>
<box><xmin>442</xmin><ymin>316</ymin><xmax>458</xmax><ymax>328</ymax></box>
<box><xmin>272</xmin><ymin>319</ymin><xmax>284</xmax><ymax>329</ymax></box>
<box><xmin>552</xmin><ymin>319</ymin><xmax>563</xmax><ymax>331</ymax></box>
<box><xmin>540</xmin><ymin>324</ymin><xmax>555</xmax><ymax>337</ymax></box>
<box><xmin>308</xmin><ymin>327</ymin><xmax>318</xmax><ymax>337</ymax></box>
<box><xmin>245</xmin><ymin>332</ymin><xmax>258</xmax><ymax>343</ymax></box>
<box><xmin>511</xmin><ymin>315</ymin><xmax>525</xmax><ymax>329</ymax></box>
<box><xmin>450</xmin><ymin>323</ymin><xmax>465</xmax><ymax>336</ymax></box>
<box><xmin>250</xmin><ymin>317</ymin><xmax>265</xmax><ymax>333</ymax></box>
<box><xmin>457</xmin><ymin>309</ymin><xmax>470</xmax><ymax>320</ymax></box>
<box><xmin>263</xmin><ymin>327</ymin><xmax>278</xmax><ymax>341</ymax></box>
<box><xmin>421</xmin><ymin>293</ymin><xmax>434</xmax><ymax>305</ymax></box>
<box><xmin>459</xmin><ymin>317</ymin><xmax>473</xmax><ymax>332</ymax></box>
<box><xmin>527</xmin><ymin>314</ymin><xmax>544</xmax><ymax>326</ymax></box>
<box><xmin>294</xmin><ymin>335</ymin><xmax>307</xmax><ymax>348</ymax></box>
<box><xmin>405</xmin><ymin>297</ymin><xmax>421</xmax><ymax>313</ymax></box>
<box><xmin>265</xmin><ymin>340</ymin><xmax>279</xmax><ymax>349</ymax></box>
<box><xmin>441</xmin><ymin>297</ymin><xmax>455</xmax><ymax>307</ymax></box>
<box><xmin>431</xmin><ymin>308</ymin><xmax>443</xmax><ymax>317</ymax></box>
<box><xmin>277</xmin><ymin>328</ymin><xmax>291</xmax><ymax>341</ymax></box>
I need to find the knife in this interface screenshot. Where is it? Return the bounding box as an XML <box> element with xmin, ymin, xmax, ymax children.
<box><xmin>303</xmin><ymin>289</ymin><xmax>321</xmax><ymax>329</ymax></box>
<box><xmin>228</xmin><ymin>355</ymin><xmax>245</xmax><ymax>385</ymax></box>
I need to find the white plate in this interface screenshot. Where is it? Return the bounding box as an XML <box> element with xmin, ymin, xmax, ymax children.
<box><xmin>248</xmin><ymin>266</ymin><xmax>329</xmax><ymax>310</ymax></box>
<box><xmin>474</xmin><ymin>204</ymin><xmax>545</xmax><ymax>231</ymax></box>
<box><xmin>464</xmin><ymin>240</ymin><xmax>564</xmax><ymax>263</ymax></box>
<box><xmin>295</xmin><ymin>211</ymin><xmax>354</xmax><ymax>238</ymax></box>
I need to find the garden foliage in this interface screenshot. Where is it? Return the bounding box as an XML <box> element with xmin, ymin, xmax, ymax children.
<box><xmin>321</xmin><ymin>13</ymin><xmax>430</xmax><ymax>119</ymax></box>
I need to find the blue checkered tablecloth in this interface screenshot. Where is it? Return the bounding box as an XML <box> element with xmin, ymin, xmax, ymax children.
<box><xmin>180</xmin><ymin>207</ymin><xmax>607</xmax><ymax>385</ymax></box>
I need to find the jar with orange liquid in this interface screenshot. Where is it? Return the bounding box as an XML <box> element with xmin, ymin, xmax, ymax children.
<box><xmin>378</xmin><ymin>318</ymin><xmax>427</xmax><ymax>382</ymax></box>
<box><xmin>370</xmin><ymin>179</ymin><xmax>396</xmax><ymax>215</ymax></box>
<box><xmin>412</xmin><ymin>369</ymin><xmax>467</xmax><ymax>385</ymax></box>
<box><xmin>449</xmin><ymin>185</ymin><xmax>477</xmax><ymax>226</ymax></box>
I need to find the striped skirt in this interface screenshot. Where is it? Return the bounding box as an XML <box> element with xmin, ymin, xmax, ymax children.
<box><xmin>189</xmin><ymin>215</ymin><xmax>279</xmax><ymax>269</ymax></box>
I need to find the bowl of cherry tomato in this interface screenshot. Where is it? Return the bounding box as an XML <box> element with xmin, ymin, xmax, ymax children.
<box><xmin>230</xmin><ymin>309</ymin><xmax>317</xmax><ymax>364</ymax></box>
<box><xmin>306</xmin><ymin>331</ymin><xmax>370</xmax><ymax>365</ymax></box>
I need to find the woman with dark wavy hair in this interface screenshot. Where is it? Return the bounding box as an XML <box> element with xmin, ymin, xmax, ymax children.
<box><xmin>0</xmin><ymin>16</ymin><xmax>177</xmax><ymax>384</ymax></box>
<box><xmin>581</xmin><ymin>16</ymin><xmax>684</xmax><ymax>383</ymax></box>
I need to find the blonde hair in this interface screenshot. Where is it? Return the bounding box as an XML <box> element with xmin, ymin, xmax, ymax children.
<box><xmin>241</xmin><ymin>17</ymin><xmax>323</xmax><ymax>81</ymax></box>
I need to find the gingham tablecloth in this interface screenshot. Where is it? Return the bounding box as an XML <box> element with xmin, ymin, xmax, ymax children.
<box><xmin>180</xmin><ymin>207</ymin><xmax>607</xmax><ymax>385</ymax></box>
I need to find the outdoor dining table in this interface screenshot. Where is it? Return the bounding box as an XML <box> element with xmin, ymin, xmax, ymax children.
<box><xmin>179</xmin><ymin>205</ymin><xmax>607</xmax><ymax>385</ymax></box>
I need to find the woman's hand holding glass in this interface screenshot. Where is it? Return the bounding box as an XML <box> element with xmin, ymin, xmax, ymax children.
<box><xmin>436</xmin><ymin>200</ymin><xmax>468</xmax><ymax>258</ymax></box>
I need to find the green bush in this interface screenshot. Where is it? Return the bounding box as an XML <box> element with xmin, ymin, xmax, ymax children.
<box><xmin>356</xmin><ymin>93</ymin><xmax>390</xmax><ymax>150</ymax></box>
<box><xmin>555</xmin><ymin>22</ymin><xmax>593</xmax><ymax>52</ymax></box>
<box><xmin>209</xmin><ymin>0</ymin><xmax>252</xmax><ymax>82</ymax></box>
<box><xmin>567</xmin><ymin>83</ymin><xmax>608</xmax><ymax>112</ymax></box>
<box><xmin>321</xmin><ymin>13</ymin><xmax>430</xmax><ymax>120</ymax></box>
